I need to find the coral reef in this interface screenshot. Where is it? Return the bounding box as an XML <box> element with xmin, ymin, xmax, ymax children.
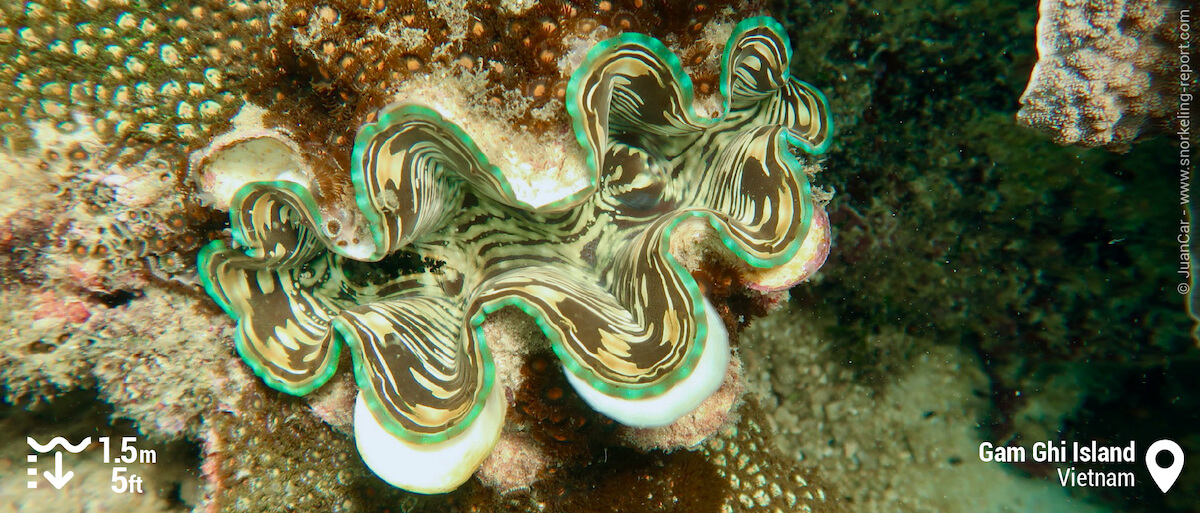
<box><xmin>1016</xmin><ymin>0</ymin><xmax>1185</xmax><ymax>149</ymax></box>
<box><xmin>4</xmin><ymin>0</ymin><xmax>1194</xmax><ymax>512</ymax></box>
<box><xmin>197</xmin><ymin>15</ymin><xmax>832</xmax><ymax>493</ymax></box>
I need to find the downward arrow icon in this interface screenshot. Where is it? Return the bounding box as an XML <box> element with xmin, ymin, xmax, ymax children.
<box><xmin>43</xmin><ymin>452</ymin><xmax>73</xmax><ymax>489</ymax></box>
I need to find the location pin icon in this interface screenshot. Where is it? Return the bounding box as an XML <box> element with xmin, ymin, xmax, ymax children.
<box><xmin>1146</xmin><ymin>439</ymin><xmax>1184</xmax><ymax>493</ymax></box>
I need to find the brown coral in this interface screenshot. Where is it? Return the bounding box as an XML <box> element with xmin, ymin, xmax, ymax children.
<box><xmin>463</xmin><ymin>397</ymin><xmax>842</xmax><ymax>513</ymax></box>
<box><xmin>0</xmin><ymin>0</ymin><xmax>277</xmax><ymax>149</ymax></box>
<box><xmin>1016</xmin><ymin>0</ymin><xmax>1185</xmax><ymax>149</ymax></box>
<box><xmin>202</xmin><ymin>380</ymin><xmax>415</xmax><ymax>512</ymax></box>
<box><xmin>274</xmin><ymin>0</ymin><xmax>748</xmax><ymax>125</ymax></box>
<box><xmin>698</xmin><ymin>398</ymin><xmax>843</xmax><ymax>513</ymax></box>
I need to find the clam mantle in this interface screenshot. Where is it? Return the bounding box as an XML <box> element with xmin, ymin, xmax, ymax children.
<box><xmin>198</xmin><ymin>16</ymin><xmax>832</xmax><ymax>493</ymax></box>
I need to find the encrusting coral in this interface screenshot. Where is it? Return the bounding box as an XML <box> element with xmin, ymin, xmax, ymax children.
<box><xmin>197</xmin><ymin>15</ymin><xmax>832</xmax><ymax>494</ymax></box>
<box><xmin>1016</xmin><ymin>0</ymin><xmax>1184</xmax><ymax>149</ymax></box>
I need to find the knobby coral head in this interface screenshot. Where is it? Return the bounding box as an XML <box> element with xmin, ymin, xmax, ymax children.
<box><xmin>197</xmin><ymin>16</ymin><xmax>832</xmax><ymax>494</ymax></box>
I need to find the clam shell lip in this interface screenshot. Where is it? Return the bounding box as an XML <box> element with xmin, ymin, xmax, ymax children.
<box><xmin>354</xmin><ymin>384</ymin><xmax>507</xmax><ymax>494</ymax></box>
<box><xmin>190</xmin><ymin>104</ymin><xmax>308</xmax><ymax>211</ymax></box>
<box><xmin>562</xmin><ymin>297</ymin><xmax>731</xmax><ymax>428</ymax></box>
<box><xmin>195</xmin><ymin>134</ymin><xmax>310</xmax><ymax>210</ymax></box>
<box><xmin>743</xmin><ymin>206</ymin><xmax>832</xmax><ymax>293</ymax></box>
